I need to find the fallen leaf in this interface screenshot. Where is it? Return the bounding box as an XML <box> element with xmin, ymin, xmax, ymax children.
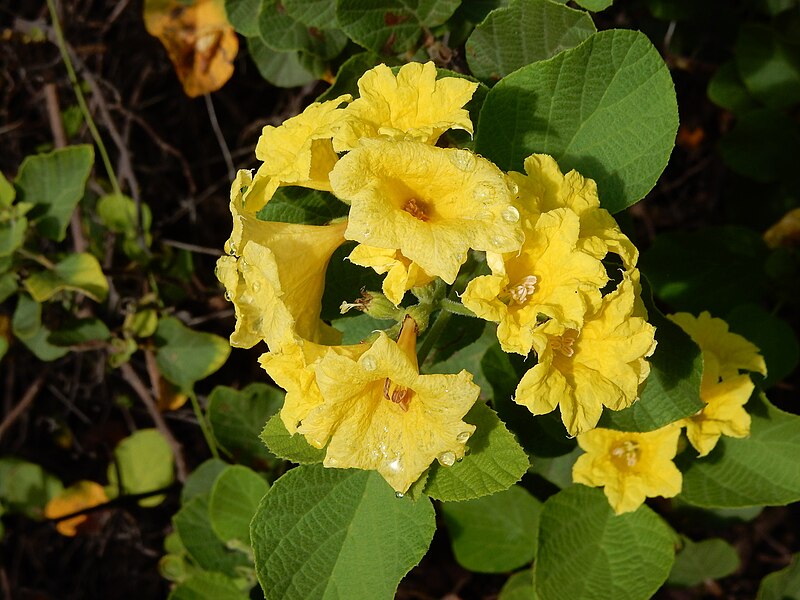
<box><xmin>44</xmin><ymin>480</ymin><xmax>108</xmax><ymax>536</ymax></box>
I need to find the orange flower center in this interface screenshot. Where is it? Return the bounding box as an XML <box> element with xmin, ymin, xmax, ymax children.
<box><xmin>383</xmin><ymin>378</ymin><xmax>412</xmax><ymax>411</ymax></box>
<box><xmin>610</xmin><ymin>440</ymin><xmax>640</xmax><ymax>470</ymax></box>
<box><xmin>402</xmin><ymin>198</ymin><xmax>430</xmax><ymax>222</ymax></box>
<box><xmin>551</xmin><ymin>329</ymin><xmax>578</xmax><ymax>357</ymax></box>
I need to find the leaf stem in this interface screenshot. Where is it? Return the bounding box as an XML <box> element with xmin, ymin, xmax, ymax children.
<box><xmin>417</xmin><ymin>308</ymin><xmax>452</xmax><ymax>367</ymax></box>
<box><xmin>46</xmin><ymin>0</ymin><xmax>121</xmax><ymax>197</ymax></box>
<box><xmin>189</xmin><ymin>390</ymin><xmax>220</xmax><ymax>460</ymax></box>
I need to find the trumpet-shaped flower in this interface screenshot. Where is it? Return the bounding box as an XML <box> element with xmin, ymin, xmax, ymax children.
<box><xmin>216</xmin><ymin>176</ymin><xmax>347</xmax><ymax>347</ymax></box>
<box><xmin>332</xmin><ymin>62</ymin><xmax>477</xmax><ymax>152</ymax></box>
<box><xmin>244</xmin><ymin>95</ymin><xmax>351</xmax><ymax>212</ymax></box>
<box><xmin>259</xmin><ymin>332</ymin><xmax>370</xmax><ymax>435</ymax></box>
<box><xmin>572</xmin><ymin>424</ymin><xmax>683</xmax><ymax>514</ymax></box>
<box><xmin>514</xmin><ymin>273</ymin><xmax>657</xmax><ymax>436</ymax></box>
<box><xmin>348</xmin><ymin>244</ymin><xmax>435</xmax><ymax>306</ymax></box>
<box><xmin>462</xmin><ymin>208</ymin><xmax>607</xmax><ymax>355</ymax></box>
<box><xmin>298</xmin><ymin>318</ymin><xmax>480</xmax><ymax>493</ymax></box>
<box><xmin>508</xmin><ymin>154</ymin><xmax>638</xmax><ymax>269</ymax></box>
<box><xmin>330</xmin><ymin>139</ymin><xmax>523</xmax><ymax>284</ymax></box>
<box><xmin>668</xmin><ymin>311</ymin><xmax>766</xmax><ymax>456</ymax></box>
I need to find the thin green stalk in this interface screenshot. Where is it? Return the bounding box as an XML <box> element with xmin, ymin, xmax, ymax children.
<box><xmin>189</xmin><ymin>390</ymin><xmax>220</xmax><ymax>459</ymax></box>
<box><xmin>46</xmin><ymin>0</ymin><xmax>121</xmax><ymax>197</ymax></box>
<box><xmin>417</xmin><ymin>308</ymin><xmax>452</xmax><ymax>367</ymax></box>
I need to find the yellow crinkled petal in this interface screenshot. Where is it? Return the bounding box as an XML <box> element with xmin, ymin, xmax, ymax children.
<box><xmin>300</xmin><ymin>331</ymin><xmax>480</xmax><ymax>493</ymax></box>
<box><xmin>668</xmin><ymin>311</ymin><xmax>767</xmax><ymax>382</ymax></box>
<box><xmin>764</xmin><ymin>207</ymin><xmax>800</xmax><ymax>249</ymax></box>
<box><xmin>572</xmin><ymin>424</ymin><xmax>682</xmax><ymax>514</ymax></box>
<box><xmin>683</xmin><ymin>373</ymin><xmax>754</xmax><ymax>457</ymax></box>
<box><xmin>331</xmin><ymin>139</ymin><xmax>523</xmax><ymax>284</ymax></box>
<box><xmin>515</xmin><ymin>272</ymin><xmax>656</xmax><ymax>436</ymax></box>
<box><xmin>216</xmin><ymin>216</ymin><xmax>347</xmax><ymax>348</ymax></box>
<box><xmin>333</xmin><ymin>62</ymin><xmax>478</xmax><ymax>152</ymax></box>
<box><xmin>259</xmin><ymin>333</ymin><xmax>370</xmax><ymax>435</ymax></box>
<box><xmin>44</xmin><ymin>480</ymin><xmax>108</xmax><ymax>536</ymax></box>
<box><xmin>462</xmin><ymin>208</ymin><xmax>607</xmax><ymax>355</ymax></box>
<box><xmin>348</xmin><ymin>244</ymin><xmax>435</xmax><ymax>306</ymax></box>
<box><xmin>510</xmin><ymin>154</ymin><xmax>638</xmax><ymax>269</ymax></box>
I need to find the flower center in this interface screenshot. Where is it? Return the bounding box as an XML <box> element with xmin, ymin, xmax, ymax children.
<box><xmin>551</xmin><ymin>329</ymin><xmax>578</xmax><ymax>357</ymax></box>
<box><xmin>610</xmin><ymin>440</ymin><xmax>640</xmax><ymax>470</ymax></box>
<box><xmin>505</xmin><ymin>275</ymin><xmax>538</xmax><ymax>305</ymax></box>
<box><xmin>402</xmin><ymin>198</ymin><xmax>430</xmax><ymax>222</ymax></box>
<box><xmin>383</xmin><ymin>378</ymin><xmax>412</xmax><ymax>411</ymax></box>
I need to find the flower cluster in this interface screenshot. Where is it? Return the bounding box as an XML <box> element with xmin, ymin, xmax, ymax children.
<box><xmin>216</xmin><ymin>60</ymin><xmax>761</xmax><ymax>506</ymax></box>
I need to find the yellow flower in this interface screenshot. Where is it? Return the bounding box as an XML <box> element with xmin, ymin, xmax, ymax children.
<box><xmin>259</xmin><ymin>332</ymin><xmax>370</xmax><ymax>435</ymax></box>
<box><xmin>514</xmin><ymin>272</ymin><xmax>657</xmax><ymax>436</ymax></box>
<box><xmin>572</xmin><ymin>424</ymin><xmax>683</xmax><ymax>514</ymax></box>
<box><xmin>348</xmin><ymin>244</ymin><xmax>435</xmax><ymax>306</ymax></box>
<box><xmin>245</xmin><ymin>95</ymin><xmax>351</xmax><ymax>212</ymax></box>
<box><xmin>332</xmin><ymin>62</ymin><xmax>478</xmax><ymax>152</ymax></box>
<box><xmin>44</xmin><ymin>480</ymin><xmax>108</xmax><ymax>536</ymax></box>
<box><xmin>668</xmin><ymin>311</ymin><xmax>766</xmax><ymax>456</ymax></box>
<box><xmin>508</xmin><ymin>154</ymin><xmax>638</xmax><ymax>269</ymax></box>
<box><xmin>461</xmin><ymin>208</ymin><xmax>608</xmax><ymax>355</ymax></box>
<box><xmin>298</xmin><ymin>317</ymin><xmax>480</xmax><ymax>493</ymax></box>
<box><xmin>216</xmin><ymin>176</ymin><xmax>347</xmax><ymax>348</ymax></box>
<box><xmin>330</xmin><ymin>139</ymin><xmax>523</xmax><ymax>284</ymax></box>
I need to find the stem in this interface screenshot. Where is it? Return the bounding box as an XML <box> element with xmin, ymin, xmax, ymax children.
<box><xmin>46</xmin><ymin>0</ymin><xmax>121</xmax><ymax>197</ymax></box>
<box><xmin>189</xmin><ymin>390</ymin><xmax>220</xmax><ymax>459</ymax></box>
<box><xmin>440</xmin><ymin>298</ymin><xmax>477</xmax><ymax>318</ymax></box>
<box><xmin>417</xmin><ymin>308</ymin><xmax>452</xmax><ymax>367</ymax></box>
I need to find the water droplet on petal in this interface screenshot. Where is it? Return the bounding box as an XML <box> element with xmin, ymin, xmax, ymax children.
<box><xmin>395</xmin><ymin>491</ymin><xmax>405</xmax><ymax>499</ymax></box>
<box><xmin>362</xmin><ymin>356</ymin><xmax>377</xmax><ymax>372</ymax></box>
<box><xmin>449</xmin><ymin>149</ymin><xmax>477</xmax><ymax>172</ymax></box>
<box><xmin>439</xmin><ymin>451</ymin><xmax>456</xmax><ymax>467</ymax></box>
<box><xmin>473</xmin><ymin>183</ymin><xmax>495</xmax><ymax>204</ymax></box>
<box><xmin>224</xmin><ymin>291</ymin><xmax>232</xmax><ymax>301</ymax></box>
<box><xmin>507</xmin><ymin>180</ymin><xmax>519</xmax><ymax>196</ymax></box>
<box><xmin>475</xmin><ymin>210</ymin><xmax>492</xmax><ymax>221</ymax></box>
<box><xmin>251</xmin><ymin>281</ymin><xmax>261</xmax><ymax>292</ymax></box>
<box><xmin>387</xmin><ymin>457</ymin><xmax>402</xmax><ymax>472</ymax></box>
<box><xmin>502</xmin><ymin>206</ymin><xmax>520</xmax><ymax>224</ymax></box>
<box><xmin>456</xmin><ymin>431</ymin><xmax>471</xmax><ymax>443</ymax></box>
<box><xmin>456</xmin><ymin>457</ymin><xmax>463</xmax><ymax>463</ymax></box>
<box><xmin>327</xmin><ymin>456</ymin><xmax>339</xmax><ymax>466</ymax></box>
<box><xmin>228</xmin><ymin>243</ymin><xmax>237</xmax><ymax>256</ymax></box>
<box><xmin>491</xmin><ymin>235</ymin><xmax>506</xmax><ymax>247</ymax></box>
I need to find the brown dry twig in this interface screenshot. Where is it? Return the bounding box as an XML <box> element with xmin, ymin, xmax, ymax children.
<box><xmin>0</xmin><ymin>369</ymin><xmax>50</xmax><ymax>443</ymax></box>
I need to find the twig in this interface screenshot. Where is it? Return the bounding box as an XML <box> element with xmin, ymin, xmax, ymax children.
<box><xmin>204</xmin><ymin>93</ymin><xmax>235</xmax><ymax>181</ymax></box>
<box><xmin>0</xmin><ymin>370</ymin><xmax>49</xmax><ymax>442</ymax></box>
<box><xmin>160</xmin><ymin>239</ymin><xmax>223</xmax><ymax>256</ymax></box>
<box><xmin>119</xmin><ymin>362</ymin><xmax>188</xmax><ymax>482</ymax></box>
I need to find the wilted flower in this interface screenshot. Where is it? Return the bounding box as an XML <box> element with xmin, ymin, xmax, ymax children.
<box><xmin>348</xmin><ymin>245</ymin><xmax>435</xmax><ymax>306</ymax></box>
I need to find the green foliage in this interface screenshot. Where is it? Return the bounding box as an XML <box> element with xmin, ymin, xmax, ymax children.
<box><xmin>255</xmin><ymin>187</ymin><xmax>349</xmax><ymax>225</ymax></box>
<box><xmin>0</xmin><ymin>458</ymin><xmax>63</xmax><ymax>519</ymax></box>
<box><xmin>107</xmin><ymin>429</ymin><xmax>174</xmax><ymax>506</ymax></box>
<box><xmin>260</xmin><ymin>414</ymin><xmax>326</xmax><ymax>464</ymax></box>
<box><xmin>259</xmin><ymin>0</ymin><xmax>348</xmax><ymax>59</ymax></box>
<box><xmin>758</xmin><ymin>553</ymin><xmax>800</xmax><ymax>600</ymax></box>
<box><xmin>48</xmin><ymin>317</ymin><xmax>111</xmax><ymax>346</ymax></box>
<box><xmin>735</xmin><ymin>23</ymin><xmax>800</xmax><ymax>110</ymax></box>
<box><xmin>208</xmin><ymin>466</ymin><xmax>269</xmax><ymax>544</ymax></box>
<box><xmin>250</xmin><ymin>463</ymin><xmax>436</xmax><ymax>600</ymax></box>
<box><xmin>247</xmin><ymin>37</ymin><xmax>319</xmax><ymax>88</ymax></box>
<box><xmin>441</xmin><ymin>484</ymin><xmax>541</xmax><ymax>572</ymax></box>
<box><xmin>667</xmin><ymin>537</ymin><xmax>739</xmax><ymax>587</ymax></box>
<box><xmin>475</xmin><ymin>29</ymin><xmax>678</xmax><ymax>213</ymax></box>
<box><xmin>154</xmin><ymin>317</ymin><xmax>231</xmax><ymax>392</ymax></box>
<box><xmin>168</xmin><ymin>572</ymin><xmax>250</xmax><ymax>600</ymax></box>
<box><xmin>11</xmin><ymin>294</ymin><xmax>68</xmax><ymax>361</ymax></box>
<box><xmin>224</xmin><ymin>0</ymin><xmax>260</xmax><ymax>37</ymax></box>
<box><xmin>24</xmin><ymin>252</ymin><xmax>108</xmax><ymax>303</ymax></box>
<box><xmin>465</xmin><ymin>0</ymin><xmax>595</xmax><ymax>83</ymax></box>
<box><xmin>680</xmin><ymin>393</ymin><xmax>800</xmax><ymax>507</ymax></box>
<box><xmin>534</xmin><ymin>485</ymin><xmax>676</xmax><ymax>600</ymax></box>
<box><xmin>499</xmin><ymin>569</ymin><xmax>537</xmax><ymax>600</ymax></box>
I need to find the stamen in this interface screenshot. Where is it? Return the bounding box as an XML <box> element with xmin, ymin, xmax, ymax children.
<box><xmin>610</xmin><ymin>440</ymin><xmax>640</xmax><ymax>469</ymax></box>
<box><xmin>551</xmin><ymin>329</ymin><xmax>578</xmax><ymax>357</ymax></box>
<box><xmin>505</xmin><ymin>275</ymin><xmax>538</xmax><ymax>305</ymax></box>
<box><xmin>402</xmin><ymin>198</ymin><xmax>430</xmax><ymax>222</ymax></box>
<box><xmin>383</xmin><ymin>377</ymin><xmax>412</xmax><ymax>411</ymax></box>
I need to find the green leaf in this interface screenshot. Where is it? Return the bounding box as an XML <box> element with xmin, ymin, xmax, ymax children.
<box><xmin>154</xmin><ymin>317</ymin><xmax>230</xmax><ymax>392</ymax></box>
<box><xmin>224</xmin><ymin>0</ymin><xmax>261</xmax><ymax>37</ymax></box>
<box><xmin>336</xmin><ymin>0</ymin><xmax>461</xmax><ymax>55</ymax></box>
<box><xmin>331</xmin><ymin>312</ymin><xmax>393</xmax><ymax>344</ymax></box>
<box><xmin>259</xmin><ymin>0</ymin><xmax>347</xmax><ymax>59</ymax></box>
<box><xmin>181</xmin><ymin>458</ymin><xmax>229</xmax><ymax>504</ymax></box>
<box><xmin>24</xmin><ymin>252</ymin><xmax>109</xmax><ymax>302</ymax></box>
<box><xmin>708</xmin><ymin>61</ymin><xmax>759</xmax><ymax>113</ymax></box>
<box><xmin>667</xmin><ymin>537</ymin><xmax>739</xmax><ymax>587</ymax></box>
<box><xmin>425</xmin><ymin>323</ymin><xmax>495</xmax><ymax>396</ymax></box>
<box><xmin>209</xmin><ymin>465</ymin><xmax>269</xmax><ymax>544</ymax></box>
<box><xmin>758</xmin><ymin>553</ymin><xmax>800</xmax><ymax>600</ymax></box>
<box><xmin>475</xmin><ymin>29</ymin><xmax>678</xmax><ymax>213</ymax></box>
<box><xmin>499</xmin><ymin>569</ymin><xmax>538</xmax><ymax>600</ymax></box>
<box><xmin>0</xmin><ymin>272</ymin><xmax>16</xmax><ymax>303</ymax></box>
<box><xmin>0</xmin><ymin>172</ymin><xmax>15</xmax><ymax>207</ymax></box>
<box><xmin>48</xmin><ymin>317</ymin><xmax>111</xmax><ymax>346</ymax></box>
<box><xmin>424</xmin><ymin>402</ymin><xmax>529</xmax><ymax>501</ymax></box>
<box><xmin>250</xmin><ymin>463</ymin><xmax>436</xmax><ymax>600</ymax></box>
<box><xmin>173</xmin><ymin>495</ymin><xmax>252</xmax><ymax>577</ymax></box>
<box><xmin>208</xmin><ymin>383</ymin><xmax>283</xmax><ymax>466</ymax></box>
<box><xmin>529</xmin><ymin>446</ymin><xmax>581</xmax><ymax>489</ymax></box>
<box><xmin>15</xmin><ymin>145</ymin><xmax>93</xmax><ymax>241</ymax></box>
<box><xmin>321</xmin><ymin>241</ymin><xmax>384</xmax><ymax>321</ymax></box>
<box><xmin>11</xmin><ymin>294</ymin><xmax>68</xmax><ymax>361</ymax></box>
<box><xmin>466</xmin><ymin>0</ymin><xmax>595</xmax><ymax>83</ymax></box>
<box><xmin>107</xmin><ymin>429</ymin><xmax>174</xmax><ymax>506</ymax></box>
<box><xmin>168</xmin><ymin>572</ymin><xmax>250</xmax><ymax>600</ymax></box>
<box><xmin>598</xmin><ymin>281</ymin><xmax>704</xmax><ymax>432</ymax></box>
<box><xmin>534</xmin><ymin>485</ymin><xmax>676</xmax><ymax>600</ymax></box>
<box><xmin>97</xmin><ymin>194</ymin><xmax>152</xmax><ymax>240</ymax></box>
<box><xmin>727</xmin><ymin>303</ymin><xmax>799</xmax><ymax>388</ymax></box>
<box><xmin>247</xmin><ymin>37</ymin><xmax>318</xmax><ymax>88</ymax></box>
<box><xmin>284</xmin><ymin>0</ymin><xmax>338</xmax><ymax>29</ymax></box>
<box><xmin>736</xmin><ymin>23</ymin><xmax>800</xmax><ymax>110</ymax></box>
<box><xmin>0</xmin><ymin>215</ymin><xmax>27</xmax><ymax>257</ymax></box>
<box><xmin>641</xmin><ymin>226</ymin><xmax>769</xmax><ymax>314</ymax></box>
<box><xmin>574</xmin><ymin>0</ymin><xmax>613</xmax><ymax>9</ymax></box>
<box><xmin>680</xmin><ymin>393</ymin><xmax>800</xmax><ymax>508</ymax></box>
<box><xmin>0</xmin><ymin>458</ymin><xmax>63</xmax><ymax>519</ymax></box>
<box><xmin>255</xmin><ymin>187</ymin><xmax>349</xmax><ymax>225</ymax></box>
<box><xmin>441</xmin><ymin>485</ymin><xmax>542</xmax><ymax>573</ymax></box>
<box><xmin>260</xmin><ymin>414</ymin><xmax>326</xmax><ymax>464</ymax></box>
<box><xmin>317</xmin><ymin>52</ymin><xmax>389</xmax><ymax>102</ymax></box>
<box><xmin>719</xmin><ymin>109</ymin><xmax>800</xmax><ymax>183</ymax></box>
